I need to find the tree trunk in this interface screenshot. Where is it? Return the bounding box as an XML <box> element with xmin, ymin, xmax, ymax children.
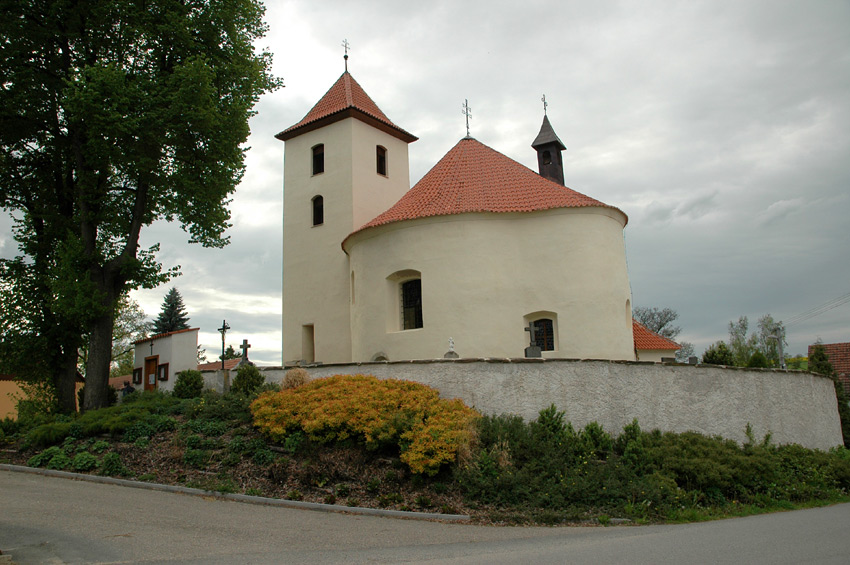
<box><xmin>83</xmin><ymin>292</ymin><xmax>117</xmax><ymax>411</ymax></box>
<box><xmin>53</xmin><ymin>341</ymin><xmax>81</xmax><ymax>414</ymax></box>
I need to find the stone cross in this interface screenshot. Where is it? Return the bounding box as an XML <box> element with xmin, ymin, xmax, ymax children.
<box><xmin>462</xmin><ymin>99</ymin><xmax>472</xmax><ymax>137</ymax></box>
<box><xmin>524</xmin><ymin>322</ymin><xmax>542</xmax><ymax>358</ymax></box>
<box><xmin>525</xmin><ymin>322</ymin><xmax>538</xmax><ymax>345</ymax></box>
<box><xmin>240</xmin><ymin>339</ymin><xmax>251</xmax><ymax>362</ymax></box>
<box><xmin>448</xmin><ymin>337</ymin><xmax>455</xmax><ymax>352</ymax></box>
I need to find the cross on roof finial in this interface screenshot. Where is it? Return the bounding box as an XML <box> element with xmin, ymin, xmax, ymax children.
<box><xmin>462</xmin><ymin>99</ymin><xmax>472</xmax><ymax>138</ymax></box>
<box><xmin>341</xmin><ymin>38</ymin><xmax>350</xmax><ymax>71</ymax></box>
<box><xmin>542</xmin><ymin>94</ymin><xmax>548</xmax><ymax>116</ymax></box>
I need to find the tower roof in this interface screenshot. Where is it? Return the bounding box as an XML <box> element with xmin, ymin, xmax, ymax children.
<box><xmin>532</xmin><ymin>114</ymin><xmax>566</xmax><ymax>150</ymax></box>
<box><xmin>346</xmin><ymin>137</ymin><xmax>625</xmax><ymax>243</ymax></box>
<box><xmin>276</xmin><ymin>72</ymin><xmax>417</xmax><ymax>143</ymax></box>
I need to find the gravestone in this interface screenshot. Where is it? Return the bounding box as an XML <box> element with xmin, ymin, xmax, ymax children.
<box><xmin>524</xmin><ymin>322</ymin><xmax>542</xmax><ymax>358</ymax></box>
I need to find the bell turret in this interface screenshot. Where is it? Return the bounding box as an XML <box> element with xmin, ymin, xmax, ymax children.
<box><xmin>531</xmin><ymin>114</ymin><xmax>566</xmax><ymax>186</ymax></box>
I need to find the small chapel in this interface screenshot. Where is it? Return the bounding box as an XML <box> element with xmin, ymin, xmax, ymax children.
<box><xmin>277</xmin><ymin>69</ymin><xmax>677</xmax><ymax>365</ymax></box>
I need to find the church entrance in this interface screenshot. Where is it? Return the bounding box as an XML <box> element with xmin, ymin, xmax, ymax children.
<box><xmin>144</xmin><ymin>357</ymin><xmax>158</xmax><ymax>392</ymax></box>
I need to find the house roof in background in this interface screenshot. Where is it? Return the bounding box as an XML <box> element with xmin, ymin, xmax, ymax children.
<box><xmin>633</xmin><ymin>320</ymin><xmax>681</xmax><ymax>351</ymax></box>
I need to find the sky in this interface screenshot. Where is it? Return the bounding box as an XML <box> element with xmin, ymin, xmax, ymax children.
<box><xmin>2</xmin><ymin>0</ymin><xmax>848</xmax><ymax>364</ymax></box>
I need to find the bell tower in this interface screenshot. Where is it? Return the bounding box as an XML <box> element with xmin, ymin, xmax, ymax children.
<box><xmin>531</xmin><ymin>112</ymin><xmax>566</xmax><ymax>186</ymax></box>
<box><xmin>275</xmin><ymin>71</ymin><xmax>417</xmax><ymax>365</ymax></box>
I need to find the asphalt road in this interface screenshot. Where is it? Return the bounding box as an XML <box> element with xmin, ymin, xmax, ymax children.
<box><xmin>2</xmin><ymin>468</ymin><xmax>849</xmax><ymax>564</ymax></box>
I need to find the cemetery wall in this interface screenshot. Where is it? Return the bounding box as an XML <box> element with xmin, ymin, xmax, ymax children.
<box><xmin>205</xmin><ymin>359</ymin><xmax>843</xmax><ymax>450</ymax></box>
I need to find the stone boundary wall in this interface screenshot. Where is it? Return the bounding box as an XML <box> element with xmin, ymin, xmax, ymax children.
<box><xmin>203</xmin><ymin>359</ymin><xmax>843</xmax><ymax>451</ymax></box>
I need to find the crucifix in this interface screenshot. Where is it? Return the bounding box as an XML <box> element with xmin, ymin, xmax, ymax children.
<box><xmin>149</xmin><ymin>341</ymin><xmax>154</xmax><ymax>356</ymax></box>
<box><xmin>462</xmin><ymin>99</ymin><xmax>472</xmax><ymax>137</ymax></box>
<box><xmin>541</xmin><ymin>94</ymin><xmax>548</xmax><ymax>116</ymax></box>
<box><xmin>240</xmin><ymin>339</ymin><xmax>251</xmax><ymax>362</ymax></box>
<box><xmin>341</xmin><ymin>38</ymin><xmax>350</xmax><ymax>71</ymax></box>
<box><xmin>524</xmin><ymin>322</ymin><xmax>542</xmax><ymax>358</ymax></box>
<box><xmin>217</xmin><ymin>319</ymin><xmax>230</xmax><ymax>370</ymax></box>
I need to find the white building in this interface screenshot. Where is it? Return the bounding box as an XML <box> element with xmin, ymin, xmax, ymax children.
<box><xmin>278</xmin><ymin>70</ymin><xmax>668</xmax><ymax>365</ymax></box>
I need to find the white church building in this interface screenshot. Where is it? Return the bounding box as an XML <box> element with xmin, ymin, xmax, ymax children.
<box><xmin>277</xmin><ymin>71</ymin><xmax>676</xmax><ymax>365</ymax></box>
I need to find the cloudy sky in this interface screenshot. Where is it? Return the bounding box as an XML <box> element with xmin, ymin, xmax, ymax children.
<box><xmin>2</xmin><ymin>0</ymin><xmax>848</xmax><ymax>364</ymax></box>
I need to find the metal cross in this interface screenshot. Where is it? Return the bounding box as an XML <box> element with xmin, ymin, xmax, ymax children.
<box><xmin>462</xmin><ymin>99</ymin><xmax>472</xmax><ymax>137</ymax></box>
<box><xmin>240</xmin><ymin>339</ymin><xmax>251</xmax><ymax>361</ymax></box>
<box><xmin>217</xmin><ymin>320</ymin><xmax>230</xmax><ymax>370</ymax></box>
<box><xmin>525</xmin><ymin>322</ymin><xmax>538</xmax><ymax>346</ymax></box>
<box><xmin>341</xmin><ymin>38</ymin><xmax>350</xmax><ymax>71</ymax></box>
<box><xmin>541</xmin><ymin>94</ymin><xmax>548</xmax><ymax>116</ymax></box>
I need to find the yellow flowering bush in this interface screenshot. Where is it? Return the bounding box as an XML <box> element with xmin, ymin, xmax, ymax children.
<box><xmin>251</xmin><ymin>374</ymin><xmax>480</xmax><ymax>475</ymax></box>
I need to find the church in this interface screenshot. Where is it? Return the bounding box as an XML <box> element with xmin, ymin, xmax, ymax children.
<box><xmin>277</xmin><ymin>70</ymin><xmax>676</xmax><ymax>365</ymax></box>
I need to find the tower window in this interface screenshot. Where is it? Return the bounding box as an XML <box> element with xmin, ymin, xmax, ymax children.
<box><xmin>376</xmin><ymin>145</ymin><xmax>387</xmax><ymax>176</ymax></box>
<box><xmin>542</xmin><ymin>150</ymin><xmax>552</xmax><ymax>165</ymax></box>
<box><xmin>532</xmin><ymin>318</ymin><xmax>555</xmax><ymax>351</ymax></box>
<box><xmin>312</xmin><ymin>195</ymin><xmax>323</xmax><ymax>226</ymax></box>
<box><xmin>312</xmin><ymin>144</ymin><xmax>324</xmax><ymax>175</ymax></box>
<box><xmin>401</xmin><ymin>278</ymin><xmax>423</xmax><ymax>330</ymax></box>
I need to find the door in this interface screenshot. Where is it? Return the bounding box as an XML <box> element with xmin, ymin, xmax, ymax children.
<box><xmin>144</xmin><ymin>357</ymin><xmax>158</xmax><ymax>391</ymax></box>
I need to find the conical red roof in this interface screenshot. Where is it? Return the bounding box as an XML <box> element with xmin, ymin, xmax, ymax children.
<box><xmin>350</xmin><ymin>137</ymin><xmax>625</xmax><ymax>236</ymax></box>
<box><xmin>276</xmin><ymin>72</ymin><xmax>417</xmax><ymax>142</ymax></box>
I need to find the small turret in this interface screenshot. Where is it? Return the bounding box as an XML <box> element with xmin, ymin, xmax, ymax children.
<box><xmin>531</xmin><ymin>114</ymin><xmax>566</xmax><ymax>186</ymax></box>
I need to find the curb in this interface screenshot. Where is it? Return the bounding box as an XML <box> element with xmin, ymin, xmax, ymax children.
<box><xmin>0</xmin><ymin>464</ymin><xmax>470</xmax><ymax>522</ymax></box>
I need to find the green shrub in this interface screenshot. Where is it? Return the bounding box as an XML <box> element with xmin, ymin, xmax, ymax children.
<box><xmin>184</xmin><ymin>448</ymin><xmax>211</xmax><ymax>468</ymax></box>
<box><xmin>252</xmin><ymin>448</ymin><xmax>275</xmax><ymax>466</ymax></box>
<box><xmin>187</xmin><ymin>419</ymin><xmax>228</xmax><ymax>437</ymax></box>
<box><xmin>27</xmin><ymin>446</ymin><xmax>63</xmax><ymax>468</ymax></box>
<box><xmin>72</xmin><ymin>452</ymin><xmax>99</xmax><ymax>472</ymax></box>
<box><xmin>90</xmin><ymin>440</ymin><xmax>110</xmax><ymax>453</ymax></box>
<box><xmin>46</xmin><ymin>451</ymin><xmax>71</xmax><ymax>470</ymax></box>
<box><xmin>122</xmin><ymin>421</ymin><xmax>154</xmax><ymax>443</ymax></box>
<box><xmin>232</xmin><ymin>365</ymin><xmax>265</xmax><ymax>396</ymax></box>
<box><xmin>26</xmin><ymin>422</ymin><xmax>73</xmax><ymax>448</ymax></box>
<box><xmin>99</xmin><ymin>452</ymin><xmax>128</xmax><ymax>476</ymax></box>
<box><xmin>173</xmin><ymin>370</ymin><xmax>205</xmax><ymax>399</ymax></box>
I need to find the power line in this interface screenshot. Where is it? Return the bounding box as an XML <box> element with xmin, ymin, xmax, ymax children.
<box><xmin>784</xmin><ymin>291</ymin><xmax>850</xmax><ymax>327</ymax></box>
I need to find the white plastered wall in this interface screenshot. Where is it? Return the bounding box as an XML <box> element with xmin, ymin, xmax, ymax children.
<box><xmin>133</xmin><ymin>329</ymin><xmax>199</xmax><ymax>392</ymax></box>
<box><xmin>282</xmin><ymin>117</ymin><xmax>412</xmax><ymax>364</ymax></box>
<box><xmin>345</xmin><ymin>207</ymin><xmax>635</xmax><ymax>361</ymax></box>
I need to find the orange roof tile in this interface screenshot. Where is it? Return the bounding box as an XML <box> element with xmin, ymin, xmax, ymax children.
<box><xmin>276</xmin><ymin>72</ymin><xmax>417</xmax><ymax>143</ymax></box>
<box><xmin>197</xmin><ymin>358</ymin><xmax>241</xmax><ymax>371</ymax></box>
<box><xmin>633</xmin><ymin>320</ymin><xmax>680</xmax><ymax>351</ymax></box>
<box><xmin>347</xmin><ymin>137</ymin><xmax>625</xmax><ymax>240</ymax></box>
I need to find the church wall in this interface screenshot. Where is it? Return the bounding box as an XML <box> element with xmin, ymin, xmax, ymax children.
<box><xmin>282</xmin><ymin>120</ymin><xmax>356</xmax><ymax>365</ymax></box>
<box><xmin>346</xmin><ymin>207</ymin><xmax>634</xmax><ymax>362</ymax></box>
<box><xmin>246</xmin><ymin>361</ymin><xmax>843</xmax><ymax>451</ymax></box>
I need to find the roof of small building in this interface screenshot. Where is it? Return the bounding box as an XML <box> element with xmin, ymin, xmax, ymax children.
<box><xmin>346</xmin><ymin>137</ymin><xmax>626</xmax><ymax>243</ymax></box>
<box><xmin>197</xmin><ymin>358</ymin><xmax>241</xmax><ymax>372</ymax></box>
<box><xmin>632</xmin><ymin>320</ymin><xmax>681</xmax><ymax>351</ymax></box>
<box><xmin>276</xmin><ymin>71</ymin><xmax>417</xmax><ymax>143</ymax></box>
<box><xmin>133</xmin><ymin>327</ymin><xmax>199</xmax><ymax>346</ymax></box>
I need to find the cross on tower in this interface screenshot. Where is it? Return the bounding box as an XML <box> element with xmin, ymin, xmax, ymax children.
<box><xmin>541</xmin><ymin>94</ymin><xmax>548</xmax><ymax>116</ymax></box>
<box><xmin>341</xmin><ymin>38</ymin><xmax>351</xmax><ymax>71</ymax></box>
<box><xmin>462</xmin><ymin>99</ymin><xmax>472</xmax><ymax>137</ymax></box>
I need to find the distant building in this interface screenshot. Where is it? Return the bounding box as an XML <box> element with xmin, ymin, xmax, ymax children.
<box><xmin>809</xmin><ymin>342</ymin><xmax>850</xmax><ymax>395</ymax></box>
<box><xmin>632</xmin><ymin>321</ymin><xmax>681</xmax><ymax>362</ymax></box>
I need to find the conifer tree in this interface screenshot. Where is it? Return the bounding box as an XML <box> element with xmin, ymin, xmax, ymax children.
<box><xmin>152</xmin><ymin>288</ymin><xmax>190</xmax><ymax>335</ymax></box>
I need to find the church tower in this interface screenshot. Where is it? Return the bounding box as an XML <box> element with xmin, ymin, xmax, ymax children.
<box><xmin>531</xmin><ymin>114</ymin><xmax>566</xmax><ymax>185</ymax></box>
<box><xmin>276</xmin><ymin>71</ymin><xmax>417</xmax><ymax>364</ymax></box>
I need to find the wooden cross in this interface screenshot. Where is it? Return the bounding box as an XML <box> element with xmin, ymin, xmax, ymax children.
<box><xmin>240</xmin><ymin>339</ymin><xmax>251</xmax><ymax>361</ymax></box>
<box><xmin>341</xmin><ymin>38</ymin><xmax>350</xmax><ymax>71</ymax></box>
<box><xmin>462</xmin><ymin>99</ymin><xmax>472</xmax><ymax>137</ymax></box>
<box><xmin>541</xmin><ymin>94</ymin><xmax>548</xmax><ymax>116</ymax></box>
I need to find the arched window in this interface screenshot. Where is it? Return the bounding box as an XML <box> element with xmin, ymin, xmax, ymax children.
<box><xmin>312</xmin><ymin>144</ymin><xmax>324</xmax><ymax>175</ymax></box>
<box><xmin>376</xmin><ymin>145</ymin><xmax>387</xmax><ymax>176</ymax></box>
<box><xmin>401</xmin><ymin>278</ymin><xmax>422</xmax><ymax>330</ymax></box>
<box><xmin>312</xmin><ymin>195</ymin><xmax>323</xmax><ymax>226</ymax></box>
<box><xmin>532</xmin><ymin>318</ymin><xmax>555</xmax><ymax>351</ymax></box>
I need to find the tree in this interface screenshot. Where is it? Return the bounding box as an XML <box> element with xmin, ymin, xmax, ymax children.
<box><xmin>152</xmin><ymin>288</ymin><xmax>190</xmax><ymax>335</ymax></box>
<box><xmin>675</xmin><ymin>341</ymin><xmax>695</xmax><ymax>363</ymax></box>
<box><xmin>222</xmin><ymin>345</ymin><xmax>241</xmax><ymax>360</ymax></box>
<box><xmin>0</xmin><ymin>0</ymin><xmax>280</xmax><ymax>411</ymax></box>
<box><xmin>109</xmin><ymin>296</ymin><xmax>150</xmax><ymax>379</ymax></box>
<box><xmin>633</xmin><ymin>307</ymin><xmax>682</xmax><ymax>341</ymax></box>
<box><xmin>726</xmin><ymin>314</ymin><xmax>786</xmax><ymax>368</ymax></box>
<box><xmin>810</xmin><ymin>342</ymin><xmax>850</xmax><ymax>448</ymax></box>
<box><xmin>728</xmin><ymin>316</ymin><xmax>758</xmax><ymax>367</ymax></box>
<box><xmin>702</xmin><ymin>341</ymin><xmax>734</xmax><ymax>365</ymax></box>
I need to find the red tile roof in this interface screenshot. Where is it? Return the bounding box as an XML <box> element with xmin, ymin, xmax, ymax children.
<box><xmin>632</xmin><ymin>320</ymin><xmax>680</xmax><ymax>351</ymax></box>
<box><xmin>134</xmin><ymin>327</ymin><xmax>199</xmax><ymax>346</ymax></box>
<box><xmin>346</xmin><ymin>137</ymin><xmax>626</xmax><ymax>241</ymax></box>
<box><xmin>276</xmin><ymin>72</ymin><xmax>417</xmax><ymax>143</ymax></box>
